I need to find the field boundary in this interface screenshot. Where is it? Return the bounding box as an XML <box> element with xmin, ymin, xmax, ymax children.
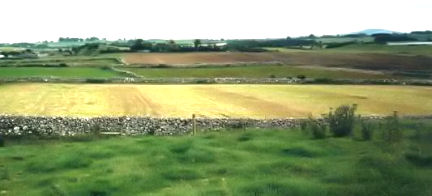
<box><xmin>1</xmin><ymin>115</ymin><xmax>431</xmax><ymax>136</ymax></box>
<box><xmin>1</xmin><ymin>77</ymin><xmax>431</xmax><ymax>85</ymax></box>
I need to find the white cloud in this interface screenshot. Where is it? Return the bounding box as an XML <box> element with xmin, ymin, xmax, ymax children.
<box><xmin>0</xmin><ymin>0</ymin><xmax>431</xmax><ymax>43</ymax></box>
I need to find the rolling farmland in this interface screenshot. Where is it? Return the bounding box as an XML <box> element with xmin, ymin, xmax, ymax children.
<box><xmin>123</xmin><ymin>52</ymin><xmax>432</xmax><ymax>70</ymax></box>
<box><xmin>0</xmin><ymin>83</ymin><xmax>430</xmax><ymax>118</ymax></box>
<box><xmin>122</xmin><ymin>51</ymin><xmax>432</xmax><ymax>78</ymax></box>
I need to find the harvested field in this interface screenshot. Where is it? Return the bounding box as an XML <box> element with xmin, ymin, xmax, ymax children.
<box><xmin>123</xmin><ymin>52</ymin><xmax>432</xmax><ymax>74</ymax></box>
<box><xmin>0</xmin><ymin>83</ymin><xmax>431</xmax><ymax>118</ymax></box>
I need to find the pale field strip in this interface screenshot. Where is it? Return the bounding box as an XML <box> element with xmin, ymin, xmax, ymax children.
<box><xmin>0</xmin><ymin>83</ymin><xmax>431</xmax><ymax>118</ymax></box>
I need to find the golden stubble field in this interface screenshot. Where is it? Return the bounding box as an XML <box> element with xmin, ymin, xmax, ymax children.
<box><xmin>0</xmin><ymin>83</ymin><xmax>431</xmax><ymax>118</ymax></box>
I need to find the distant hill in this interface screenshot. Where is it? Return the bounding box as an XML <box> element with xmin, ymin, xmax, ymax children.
<box><xmin>353</xmin><ymin>29</ymin><xmax>400</xmax><ymax>35</ymax></box>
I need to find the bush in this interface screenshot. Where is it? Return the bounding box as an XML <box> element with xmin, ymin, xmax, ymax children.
<box><xmin>0</xmin><ymin>136</ymin><xmax>4</xmax><ymax>147</ymax></box>
<box><xmin>405</xmin><ymin>152</ymin><xmax>432</xmax><ymax>167</ymax></box>
<box><xmin>325</xmin><ymin>41</ymin><xmax>355</xmax><ymax>49</ymax></box>
<box><xmin>360</xmin><ymin>119</ymin><xmax>373</xmax><ymax>141</ymax></box>
<box><xmin>305</xmin><ymin>117</ymin><xmax>326</xmax><ymax>139</ymax></box>
<box><xmin>297</xmin><ymin>75</ymin><xmax>306</xmax><ymax>80</ymax></box>
<box><xmin>86</xmin><ymin>79</ymin><xmax>107</xmax><ymax>83</ymax></box>
<box><xmin>299</xmin><ymin>120</ymin><xmax>308</xmax><ymax>133</ymax></box>
<box><xmin>382</xmin><ymin>111</ymin><xmax>403</xmax><ymax>143</ymax></box>
<box><xmin>328</xmin><ymin>105</ymin><xmax>357</xmax><ymax>137</ymax></box>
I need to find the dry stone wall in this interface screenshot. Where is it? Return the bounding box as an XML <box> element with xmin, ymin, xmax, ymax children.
<box><xmin>0</xmin><ymin>115</ymin><xmax>301</xmax><ymax>136</ymax></box>
<box><xmin>1</xmin><ymin>115</ymin><xmax>429</xmax><ymax>137</ymax></box>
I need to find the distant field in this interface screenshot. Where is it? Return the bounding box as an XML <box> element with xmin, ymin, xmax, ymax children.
<box><xmin>0</xmin><ymin>57</ymin><xmax>120</xmax><ymax>67</ymax></box>
<box><xmin>122</xmin><ymin>65</ymin><xmax>391</xmax><ymax>79</ymax></box>
<box><xmin>0</xmin><ymin>84</ymin><xmax>430</xmax><ymax>118</ymax></box>
<box><xmin>0</xmin><ymin>67</ymin><xmax>123</xmax><ymax>78</ymax></box>
<box><xmin>267</xmin><ymin>44</ymin><xmax>432</xmax><ymax>56</ymax></box>
<box><xmin>123</xmin><ymin>52</ymin><xmax>281</xmax><ymax>65</ymax></box>
<box><xmin>122</xmin><ymin>52</ymin><xmax>432</xmax><ymax>77</ymax></box>
<box><xmin>0</xmin><ymin>47</ymin><xmax>25</xmax><ymax>52</ymax></box>
<box><xmin>326</xmin><ymin>44</ymin><xmax>432</xmax><ymax>56</ymax></box>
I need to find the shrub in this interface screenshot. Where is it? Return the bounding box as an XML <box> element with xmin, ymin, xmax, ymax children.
<box><xmin>328</xmin><ymin>105</ymin><xmax>357</xmax><ymax>137</ymax></box>
<box><xmin>360</xmin><ymin>119</ymin><xmax>373</xmax><ymax>141</ymax></box>
<box><xmin>297</xmin><ymin>75</ymin><xmax>306</xmax><ymax>80</ymax></box>
<box><xmin>405</xmin><ymin>152</ymin><xmax>432</xmax><ymax>167</ymax></box>
<box><xmin>305</xmin><ymin>117</ymin><xmax>326</xmax><ymax>139</ymax></box>
<box><xmin>299</xmin><ymin>120</ymin><xmax>308</xmax><ymax>133</ymax></box>
<box><xmin>0</xmin><ymin>136</ymin><xmax>4</xmax><ymax>147</ymax></box>
<box><xmin>382</xmin><ymin>111</ymin><xmax>403</xmax><ymax>143</ymax></box>
<box><xmin>90</xmin><ymin>124</ymin><xmax>102</xmax><ymax>136</ymax></box>
<box><xmin>195</xmin><ymin>79</ymin><xmax>215</xmax><ymax>84</ymax></box>
<box><xmin>156</xmin><ymin>64</ymin><xmax>170</xmax><ymax>68</ymax></box>
<box><xmin>325</xmin><ymin>41</ymin><xmax>355</xmax><ymax>49</ymax></box>
<box><xmin>86</xmin><ymin>78</ymin><xmax>107</xmax><ymax>83</ymax></box>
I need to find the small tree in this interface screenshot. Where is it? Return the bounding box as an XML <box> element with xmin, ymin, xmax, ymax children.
<box><xmin>194</xmin><ymin>39</ymin><xmax>201</xmax><ymax>49</ymax></box>
<box><xmin>130</xmin><ymin>39</ymin><xmax>152</xmax><ymax>51</ymax></box>
<box><xmin>328</xmin><ymin>104</ymin><xmax>357</xmax><ymax>137</ymax></box>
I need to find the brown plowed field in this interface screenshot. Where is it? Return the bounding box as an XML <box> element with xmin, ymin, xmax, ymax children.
<box><xmin>123</xmin><ymin>52</ymin><xmax>432</xmax><ymax>73</ymax></box>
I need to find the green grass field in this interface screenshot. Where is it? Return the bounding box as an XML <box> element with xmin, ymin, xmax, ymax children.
<box><xmin>1</xmin><ymin>120</ymin><xmax>432</xmax><ymax>195</ymax></box>
<box><xmin>327</xmin><ymin>44</ymin><xmax>432</xmax><ymax>56</ymax></box>
<box><xmin>122</xmin><ymin>65</ymin><xmax>392</xmax><ymax>79</ymax></box>
<box><xmin>0</xmin><ymin>67</ymin><xmax>123</xmax><ymax>78</ymax></box>
<box><xmin>0</xmin><ymin>57</ymin><xmax>121</xmax><ymax>67</ymax></box>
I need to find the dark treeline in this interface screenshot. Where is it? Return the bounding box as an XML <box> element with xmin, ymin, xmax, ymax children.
<box><xmin>410</xmin><ymin>30</ymin><xmax>432</xmax><ymax>35</ymax></box>
<box><xmin>128</xmin><ymin>39</ymin><xmax>225</xmax><ymax>52</ymax></box>
<box><xmin>372</xmin><ymin>34</ymin><xmax>417</xmax><ymax>43</ymax></box>
<box><xmin>226</xmin><ymin>39</ymin><xmax>316</xmax><ymax>51</ymax></box>
<box><xmin>2</xmin><ymin>30</ymin><xmax>432</xmax><ymax>58</ymax></box>
<box><xmin>58</xmin><ymin>37</ymin><xmax>103</xmax><ymax>42</ymax></box>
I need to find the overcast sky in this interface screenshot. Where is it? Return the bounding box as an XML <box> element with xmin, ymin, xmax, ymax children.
<box><xmin>0</xmin><ymin>0</ymin><xmax>431</xmax><ymax>43</ymax></box>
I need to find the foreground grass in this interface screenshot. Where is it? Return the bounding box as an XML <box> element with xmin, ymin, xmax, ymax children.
<box><xmin>122</xmin><ymin>65</ymin><xmax>391</xmax><ymax>79</ymax></box>
<box><xmin>1</xmin><ymin>122</ymin><xmax>432</xmax><ymax>195</ymax></box>
<box><xmin>0</xmin><ymin>67</ymin><xmax>123</xmax><ymax>78</ymax></box>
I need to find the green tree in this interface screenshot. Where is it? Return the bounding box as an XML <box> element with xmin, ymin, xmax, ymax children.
<box><xmin>194</xmin><ymin>39</ymin><xmax>201</xmax><ymax>49</ymax></box>
<box><xmin>130</xmin><ymin>39</ymin><xmax>152</xmax><ymax>51</ymax></box>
